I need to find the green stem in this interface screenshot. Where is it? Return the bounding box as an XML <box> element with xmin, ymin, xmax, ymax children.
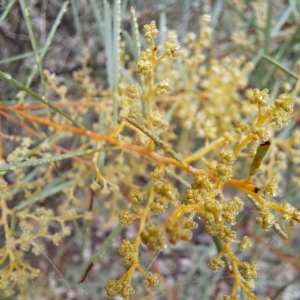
<box><xmin>262</xmin><ymin>55</ymin><xmax>298</xmax><ymax>80</ymax></box>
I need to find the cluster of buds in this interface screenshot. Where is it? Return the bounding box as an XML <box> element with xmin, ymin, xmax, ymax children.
<box><xmin>219</xmin><ymin>149</ymin><xmax>236</xmax><ymax>164</ymax></box>
<box><xmin>7</xmin><ymin>137</ymin><xmax>33</xmax><ymax>164</ymax></box>
<box><xmin>213</xmin><ymin>162</ymin><xmax>233</xmax><ymax>183</ymax></box>
<box><xmin>104</xmin><ymin>279</ymin><xmax>135</xmax><ymax>300</ymax></box>
<box><xmin>251</xmin><ymin>126</ymin><xmax>268</xmax><ymax>143</ymax></box>
<box><xmin>261</xmin><ymin>179</ymin><xmax>279</xmax><ymax>197</ymax></box>
<box><xmin>192</xmin><ymin>174</ymin><xmax>218</xmax><ymax>196</ymax></box>
<box><xmin>119</xmin><ymin>210</ymin><xmax>135</xmax><ymax>225</ymax></box>
<box><xmin>0</xmin><ymin>247</ymin><xmax>40</xmax><ymax>296</ymax></box>
<box><xmin>222</xmin><ymin>197</ymin><xmax>244</xmax><ymax>224</ymax></box>
<box><xmin>18</xmin><ymin>206</ymin><xmax>83</xmax><ymax>248</ymax></box>
<box><xmin>164</xmin><ymin>41</ymin><xmax>180</xmax><ymax>57</ymax></box>
<box><xmin>248</xmin><ymin>89</ymin><xmax>294</xmax><ymax>130</ymax></box>
<box><xmin>150</xmin><ymin>167</ymin><xmax>165</xmax><ymax>183</ymax></box>
<box><xmin>143</xmin><ymin>272</ymin><xmax>160</xmax><ymax>287</ymax></box>
<box><xmin>150</xmin><ymin>110</ymin><xmax>168</xmax><ymax>129</ymax></box>
<box><xmin>274</xmin><ymin>93</ymin><xmax>294</xmax><ymax>113</ymax></box>
<box><xmin>184</xmin><ymin>174</ymin><xmax>243</xmax><ymax>244</ymax></box>
<box><xmin>0</xmin><ymin>177</ymin><xmax>11</xmax><ymax>200</ymax></box>
<box><xmin>184</xmin><ymin>188</ymin><xmax>203</xmax><ymax>205</ymax></box>
<box><xmin>143</xmin><ymin>21</ymin><xmax>158</xmax><ymax>41</ymax></box>
<box><xmin>239</xmin><ymin>236</ymin><xmax>253</xmax><ymax>251</ymax></box>
<box><xmin>118</xmin><ymin>239</ymin><xmax>137</xmax><ymax>265</ymax></box>
<box><xmin>240</xmin><ymin>262</ymin><xmax>258</xmax><ymax>279</ymax></box>
<box><xmin>199</xmin><ymin>14</ymin><xmax>212</xmax><ymax>47</ymax></box>
<box><xmin>213</xmin><ymin>149</ymin><xmax>236</xmax><ymax>183</ymax></box>
<box><xmin>154</xmin><ymin>181</ymin><xmax>179</xmax><ymax>202</ymax></box>
<box><xmin>151</xmin><ymin>196</ymin><xmax>168</xmax><ymax>214</ymax></box>
<box><xmin>256</xmin><ymin>211</ymin><xmax>275</xmax><ymax>230</ymax></box>
<box><xmin>136</xmin><ymin>50</ymin><xmax>152</xmax><ymax>75</ymax></box>
<box><xmin>217</xmin><ymin>226</ymin><xmax>237</xmax><ymax>243</ymax></box>
<box><xmin>151</xmin><ymin>181</ymin><xmax>179</xmax><ymax>214</ymax></box>
<box><xmin>249</xmin><ymin>88</ymin><xmax>269</xmax><ymax>107</ymax></box>
<box><xmin>155</xmin><ymin>78</ymin><xmax>172</xmax><ymax>95</ymax></box>
<box><xmin>129</xmin><ymin>190</ymin><xmax>144</xmax><ymax>204</ymax></box>
<box><xmin>291</xmin><ymin>129</ymin><xmax>300</xmax><ymax>147</ymax></box>
<box><xmin>235</xmin><ymin>119</ymin><xmax>250</xmax><ymax>134</ymax></box>
<box><xmin>208</xmin><ymin>257</ymin><xmax>225</xmax><ymax>271</ymax></box>
<box><xmin>281</xmin><ymin>202</ymin><xmax>300</xmax><ymax>226</ymax></box>
<box><xmin>184</xmin><ymin>174</ymin><xmax>218</xmax><ymax>206</ymax></box>
<box><xmin>165</xmin><ymin>217</ymin><xmax>196</xmax><ymax>245</ymax></box>
<box><xmin>140</xmin><ymin>224</ymin><xmax>165</xmax><ymax>252</ymax></box>
<box><xmin>127</xmin><ymin>85</ymin><xmax>141</xmax><ymax>101</ymax></box>
<box><xmin>198</xmin><ymin>201</ymin><xmax>223</xmax><ymax>225</ymax></box>
<box><xmin>136</xmin><ymin>58</ymin><xmax>152</xmax><ymax>75</ymax></box>
<box><xmin>271</xmin><ymin>109</ymin><xmax>290</xmax><ymax>128</ymax></box>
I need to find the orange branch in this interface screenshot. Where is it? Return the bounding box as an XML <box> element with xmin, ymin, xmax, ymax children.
<box><xmin>16</xmin><ymin>112</ymin><xmax>258</xmax><ymax>195</ymax></box>
<box><xmin>0</xmin><ymin>110</ymin><xmax>92</xmax><ymax>166</ymax></box>
<box><xmin>0</xmin><ymin>110</ymin><xmax>39</xmax><ymax>137</ymax></box>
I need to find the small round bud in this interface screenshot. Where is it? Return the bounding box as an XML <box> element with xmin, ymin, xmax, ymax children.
<box><xmin>119</xmin><ymin>210</ymin><xmax>134</xmax><ymax>225</ymax></box>
<box><xmin>251</xmin><ymin>126</ymin><xmax>268</xmax><ymax>142</ymax></box>
<box><xmin>143</xmin><ymin>272</ymin><xmax>160</xmax><ymax>287</ymax></box>
<box><xmin>239</xmin><ymin>236</ymin><xmax>253</xmax><ymax>251</ymax></box>
<box><xmin>143</xmin><ymin>21</ymin><xmax>159</xmax><ymax>40</ymax></box>
<box><xmin>249</xmin><ymin>88</ymin><xmax>269</xmax><ymax>107</ymax></box>
<box><xmin>274</xmin><ymin>93</ymin><xmax>294</xmax><ymax>113</ymax></box>
<box><xmin>208</xmin><ymin>257</ymin><xmax>225</xmax><ymax>271</ymax></box>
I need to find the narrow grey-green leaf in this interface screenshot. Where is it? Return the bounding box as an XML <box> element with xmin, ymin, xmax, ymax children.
<box><xmin>112</xmin><ymin>0</ymin><xmax>121</xmax><ymax>126</ymax></box>
<box><xmin>19</xmin><ymin>0</ymin><xmax>45</xmax><ymax>93</ymax></box>
<box><xmin>0</xmin><ymin>52</ymin><xmax>33</xmax><ymax>65</ymax></box>
<box><xmin>23</xmin><ymin>1</ymin><xmax>70</xmax><ymax>95</ymax></box>
<box><xmin>104</xmin><ymin>0</ymin><xmax>113</xmax><ymax>90</ymax></box>
<box><xmin>130</xmin><ymin>6</ymin><xmax>141</xmax><ymax>62</ymax></box>
<box><xmin>262</xmin><ymin>55</ymin><xmax>298</xmax><ymax>80</ymax></box>
<box><xmin>120</xmin><ymin>66</ymin><xmax>136</xmax><ymax>85</ymax></box>
<box><xmin>263</xmin><ymin>0</ymin><xmax>271</xmax><ymax>54</ymax></box>
<box><xmin>71</xmin><ymin>0</ymin><xmax>84</xmax><ymax>57</ymax></box>
<box><xmin>113</xmin><ymin>0</ymin><xmax>121</xmax><ymax>90</ymax></box>
<box><xmin>89</xmin><ymin>0</ymin><xmax>104</xmax><ymax>39</ymax></box>
<box><xmin>122</xmin><ymin>30</ymin><xmax>135</xmax><ymax>58</ymax></box>
<box><xmin>0</xmin><ymin>0</ymin><xmax>17</xmax><ymax>28</ymax></box>
<box><xmin>181</xmin><ymin>0</ymin><xmax>190</xmax><ymax>36</ymax></box>
<box><xmin>0</xmin><ymin>148</ymin><xmax>113</xmax><ymax>174</ymax></box>
<box><xmin>159</xmin><ymin>7</ymin><xmax>167</xmax><ymax>46</ymax></box>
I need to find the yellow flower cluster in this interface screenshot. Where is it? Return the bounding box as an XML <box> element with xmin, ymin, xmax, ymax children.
<box><xmin>1</xmin><ymin>3</ymin><xmax>300</xmax><ymax>299</ymax></box>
